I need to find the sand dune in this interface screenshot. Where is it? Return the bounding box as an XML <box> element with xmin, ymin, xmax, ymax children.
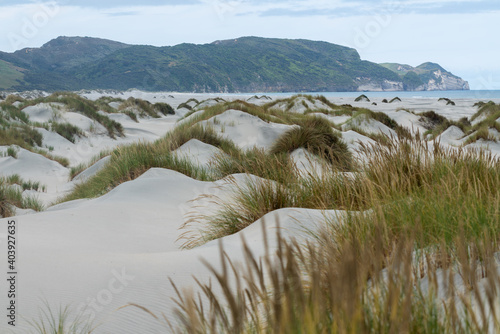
<box><xmin>0</xmin><ymin>91</ymin><xmax>498</xmax><ymax>333</ymax></box>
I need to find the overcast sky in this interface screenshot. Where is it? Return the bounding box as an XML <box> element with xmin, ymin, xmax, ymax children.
<box><xmin>0</xmin><ymin>0</ymin><xmax>498</xmax><ymax>89</ymax></box>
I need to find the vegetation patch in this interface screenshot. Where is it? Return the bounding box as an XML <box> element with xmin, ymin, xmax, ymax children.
<box><xmin>21</xmin><ymin>92</ymin><xmax>124</xmax><ymax>138</ymax></box>
<box><xmin>0</xmin><ymin>178</ymin><xmax>44</xmax><ymax>217</ymax></box>
<box><xmin>346</xmin><ymin>109</ymin><xmax>411</xmax><ymax>140</ymax></box>
<box><xmin>6</xmin><ymin>146</ymin><xmax>18</xmax><ymax>159</ymax></box>
<box><xmin>3</xmin><ymin>174</ymin><xmax>46</xmax><ymax>192</ymax></box>
<box><xmin>153</xmin><ymin>102</ymin><xmax>175</xmax><ymax>115</ymax></box>
<box><xmin>438</xmin><ymin>97</ymin><xmax>456</xmax><ymax>106</ymax></box>
<box><xmin>270</xmin><ymin>117</ymin><xmax>353</xmax><ymax>171</ymax></box>
<box><xmin>51</xmin><ymin>122</ymin><xmax>84</xmax><ymax>143</ymax></box>
<box><xmin>212</xmin><ymin>148</ymin><xmax>295</xmax><ymax>185</ymax></box>
<box><xmin>471</xmin><ymin>101</ymin><xmax>500</xmax><ymax>125</ymax></box>
<box><xmin>247</xmin><ymin>95</ymin><xmax>272</xmax><ymax>101</ymax></box>
<box><xmin>59</xmin><ymin>123</ymin><xmax>239</xmax><ymax>202</ymax></box>
<box><xmin>0</xmin><ymin>125</ymin><xmax>43</xmax><ymax>148</ymax></box>
<box><xmin>162</xmin><ymin>222</ymin><xmax>500</xmax><ymax>334</ymax></box>
<box><xmin>464</xmin><ymin>126</ymin><xmax>498</xmax><ymax>145</ymax></box>
<box><xmin>70</xmin><ymin>151</ymin><xmax>112</xmax><ymax>180</ymax></box>
<box><xmin>355</xmin><ymin>94</ymin><xmax>370</xmax><ymax>102</ymax></box>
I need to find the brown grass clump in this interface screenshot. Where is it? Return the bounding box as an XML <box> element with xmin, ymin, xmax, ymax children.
<box><xmin>133</xmin><ymin>220</ymin><xmax>500</xmax><ymax>333</ymax></box>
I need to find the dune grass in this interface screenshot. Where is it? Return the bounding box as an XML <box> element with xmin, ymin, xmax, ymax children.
<box><xmin>51</xmin><ymin>122</ymin><xmax>84</xmax><ymax>143</ymax></box>
<box><xmin>0</xmin><ymin>178</ymin><xmax>45</xmax><ymax>217</ymax></box>
<box><xmin>439</xmin><ymin>97</ymin><xmax>456</xmax><ymax>106</ymax></box>
<box><xmin>28</xmin><ymin>302</ymin><xmax>95</xmax><ymax>334</ymax></box>
<box><xmin>154</xmin><ymin>102</ymin><xmax>175</xmax><ymax>116</ymax></box>
<box><xmin>21</xmin><ymin>92</ymin><xmax>124</xmax><ymax>138</ymax></box>
<box><xmin>1</xmin><ymin>102</ymin><xmax>71</xmax><ymax>166</ymax></box>
<box><xmin>141</xmin><ymin>222</ymin><xmax>500</xmax><ymax>334</ymax></box>
<box><xmin>0</xmin><ymin>102</ymin><xmax>30</xmax><ymax>123</ymax></box>
<box><xmin>59</xmin><ymin>100</ymin><xmax>353</xmax><ymax>202</ymax></box>
<box><xmin>212</xmin><ymin>148</ymin><xmax>295</xmax><ymax>184</ymax></box>
<box><xmin>270</xmin><ymin>116</ymin><xmax>353</xmax><ymax>171</ymax></box>
<box><xmin>0</xmin><ymin>130</ymin><xmax>69</xmax><ymax>167</ymax></box>
<box><xmin>59</xmin><ymin>123</ymin><xmax>239</xmax><ymax>202</ymax></box>
<box><xmin>95</xmin><ymin>96</ymin><xmax>124</xmax><ymax>110</ymax></box>
<box><xmin>181</xmin><ymin>99</ymin><xmax>289</xmax><ymax>125</ymax></box>
<box><xmin>417</xmin><ymin>110</ymin><xmax>471</xmax><ymax>139</ymax></box>
<box><xmin>69</xmin><ymin>151</ymin><xmax>112</xmax><ymax>180</ymax></box>
<box><xmin>263</xmin><ymin>94</ymin><xmax>340</xmax><ymax>114</ymax></box>
<box><xmin>6</xmin><ymin>146</ymin><xmax>18</xmax><ymax>158</ymax></box>
<box><xmin>454</xmin><ymin>101</ymin><xmax>500</xmax><ymax>146</ymax></box>
<box><xmin>355</xmin><ymin>94</ymin><xmax>370</xmax><ymax>102</ymax></box>
<box><xmin>461</xmin><ymin>101</ymin><xmax>500</xmax><ymax>144</ymax></box>
<box><xmin>3</xmin><ymin>94</ymin><xmax>25</xmax><ymax>105</ymax></box>
<box><xmin>60</xmin><ymin>142</ymin><xmax>211</xmax><ymax>202</ymax></box>
<box><xmin>118</xmin><ymin>97</ymin><xmax>175</xmax><ymax>119</ymax></box>
<box><xmin>181</xmin><ymin>133</ymin><xmax>500</xmax><ymax>250</ymax></box>
<box><xmin>178</xmin><ymin>98</ymin><xmax>200</xmax><ymax>111</ymax></box>
<box><xmin>4</xmin><ymin>174</ymin><xmax>46</xmax><ymax>192</ymax></box>
<box><xmin>31</xmin><ymin>148</ymin><xmax>70</xmax><ymax>168</ymax></box>
<box><xmin>60</xmin><ymin>100</ymin><xmax>265</xmax><ymax>202</ymax></box>
<box><xmin>0</xmin><ymin>124</ymin><xmax>43</xmax><ymax>148</ymax></box>
<box><xmin>464</xmin><ymin>126</ymin><xmax>498</xmax><ymax>145</ymax></box>
<box><xmin>162</xmin><ymin>133</ymin><xmax>500</xmax><ymax>333</ymax></box>
<box><xmin>19</xmin><ymin>94</ymin><xmax>500</xmax><ymax>332</ymax></box>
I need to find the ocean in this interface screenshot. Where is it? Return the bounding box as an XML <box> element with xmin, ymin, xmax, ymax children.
<box><xmin>260</xmin><ymin>90</ymin><xmax>500</xmax><ymax>100</ymax></box>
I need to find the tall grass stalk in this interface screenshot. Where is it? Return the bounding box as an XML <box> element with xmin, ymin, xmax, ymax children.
<box><xmin>138</xmin><ymin>222</ymin><xmax>500</xmax><ymax>333</ymax></box>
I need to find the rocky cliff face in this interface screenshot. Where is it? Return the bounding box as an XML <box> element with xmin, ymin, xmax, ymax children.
<box><xmin>380</xmin><ymin>62</ymin><xmax>470</xmax><ymax>91</ymax></box>
<box><xmin>356</xmin><ymin>80</ymin><xmax>403</xmax><ymax>92</ymax></box>
<box><xmin>419</xmin><ymin>70</ymin><xmax>470</xmax><ymax>91</ymax></box>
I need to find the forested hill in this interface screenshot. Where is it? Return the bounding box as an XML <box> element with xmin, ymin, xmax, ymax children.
<box><xmin>0</xmin><ymin>36</ymin><xmax>469</xmax><ymax>92</ymax></box>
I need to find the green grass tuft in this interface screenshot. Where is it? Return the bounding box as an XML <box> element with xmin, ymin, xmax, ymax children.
<box><xmin>355</xmin><ymin>94</ymin><xmax>370</xmax><ymax>102</ymax></box>
<box><xmin>270</xmin><ymin>117</ymin><xmax>353</xmax><ymax>171</ymax></box>
<box><xmin>22</xmin><ymin>92</ymin><xmax>124</xmax><ymax>138</ymax></box>
<box><xmin>51</xmin><ymin>122</ymin><xmax>84</xmax><ymax>143</ymax></box>
<box><xmin>28</xmin><ymin>301</ymin><xmax>95</xmax><ymax>334</ymax></box>
<box><xmin>6</xmin><ymin>146</ymin><xmax>18</xmax><ymax>158</ymax></box>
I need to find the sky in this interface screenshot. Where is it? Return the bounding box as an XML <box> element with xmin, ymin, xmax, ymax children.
<box><xmin>0</xmin><ymin>0</ymin><xmax>499</xmax><ymax>89</ymax></box>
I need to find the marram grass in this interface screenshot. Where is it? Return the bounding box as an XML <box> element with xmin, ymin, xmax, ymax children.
<box><xmin>23</xmin><ymin>95</ymin><xmax>500</xmax><ymax>333</ymax></box>
<box><xmin>137</xmin><ymin>222</ymin><xmax>500</xmax><ymax>334</ymax></box>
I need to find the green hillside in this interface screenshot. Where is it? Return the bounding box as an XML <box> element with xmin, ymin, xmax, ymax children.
<box><xmin>0</xmin><ymin>36</ymin><xmax>469</xmax><ymax>92</ymax></box>
<box><xmin>0</xmin><ymin>60</ymin><xmax>24</xmax><ymax>89</ymax></box>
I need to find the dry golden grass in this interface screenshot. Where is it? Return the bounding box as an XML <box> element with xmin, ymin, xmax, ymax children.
<box><xmin>136</xmin><ymin>220</ymin><xmax>500</xmax><ymax>333</ymax></box>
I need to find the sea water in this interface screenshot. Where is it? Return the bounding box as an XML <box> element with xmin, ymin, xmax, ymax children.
<box><xmin>261</xmin><ymin>90</ymin><xmax>500</xmax><ymax>100</ymax></box>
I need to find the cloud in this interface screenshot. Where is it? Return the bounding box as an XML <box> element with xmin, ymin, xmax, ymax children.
<box><xmin>105</xmin><ymin>11</ymin><xmax>140</xmax><ymax>17</ymax></box>
<box><xmin>1</xmin><ymin>0</ymin><xmax>201</xmax><ymax>8</ymax></box>
<box><xmin>251</xmin><ymin>0</ymin><xmax>499</xmax><ymax>18</ymax></box>
<box><xmin>0</xmin><ymin>0</ymin><xmax>498</xmax><ymax>89</ymax></box>
<box><xmin>259</xmin><ymin>8</ymin><xmax>356</xmax><ymax>18</ymax></box>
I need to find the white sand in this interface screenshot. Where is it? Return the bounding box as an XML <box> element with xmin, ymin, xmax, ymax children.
<box><xmin>173</xmin><ymin>139</ymin><xmax>223</xmax><ymax>168</ymax></box>
<box><xmin>199</xmin><ymin>109</ymin><xmax>296</xmax><ymax>150</ymax></box>
<box><xmin>435</xmin><ymin>125</ymin><xmax>466</xmax><ymax>147</ymax></box>
<box><xmin>341</xmin><ymin>130</ymin><xmax>377</xmax><ymax>159</ymax></box>
<box><xmin>342</xmin><ymin>114</ymin><xmax>396</xmax><ymax>137</ymax></box>
<box><xmin>290</xmin><ymin>148</ymin><xmax>324</xmax><ymax>177</ymax></box>
<box><xmin>386</xmin><ymin>109</ymin><xmax>428</xmax><ymax>134</ymax></box>
<box><xmin>22</xmin><ymin>103</ymin><xmax>62</xmax><ymax>123</ymax></box>
<box><xmin>0</xmin><ymin>90</ymin><xmax>499</xmax><ymax>333</ymax></box>
<box><xmin>0</xmin><ymin>168</ymin><xmax>337</xmax><ymax>333</ymax></box>
<box><xmin>309</xmin><ymin>113</ymin><xmax>352</xmax><ymax>125</ymax></box>
<box><xmin>73</xmin><ymin>156</ymin><xmax>112</xmax><ymax>184</ymax></box>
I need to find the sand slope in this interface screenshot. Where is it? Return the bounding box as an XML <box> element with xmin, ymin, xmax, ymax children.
<box><xmin>0</xmin><ymin>168</ymin><xmax>336</xmax><ymax>333</ymax></box>
<box><xmin>0</xmin><ymin>91</ymin><xmax>498</xmax><ymax>333</ymax></box>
